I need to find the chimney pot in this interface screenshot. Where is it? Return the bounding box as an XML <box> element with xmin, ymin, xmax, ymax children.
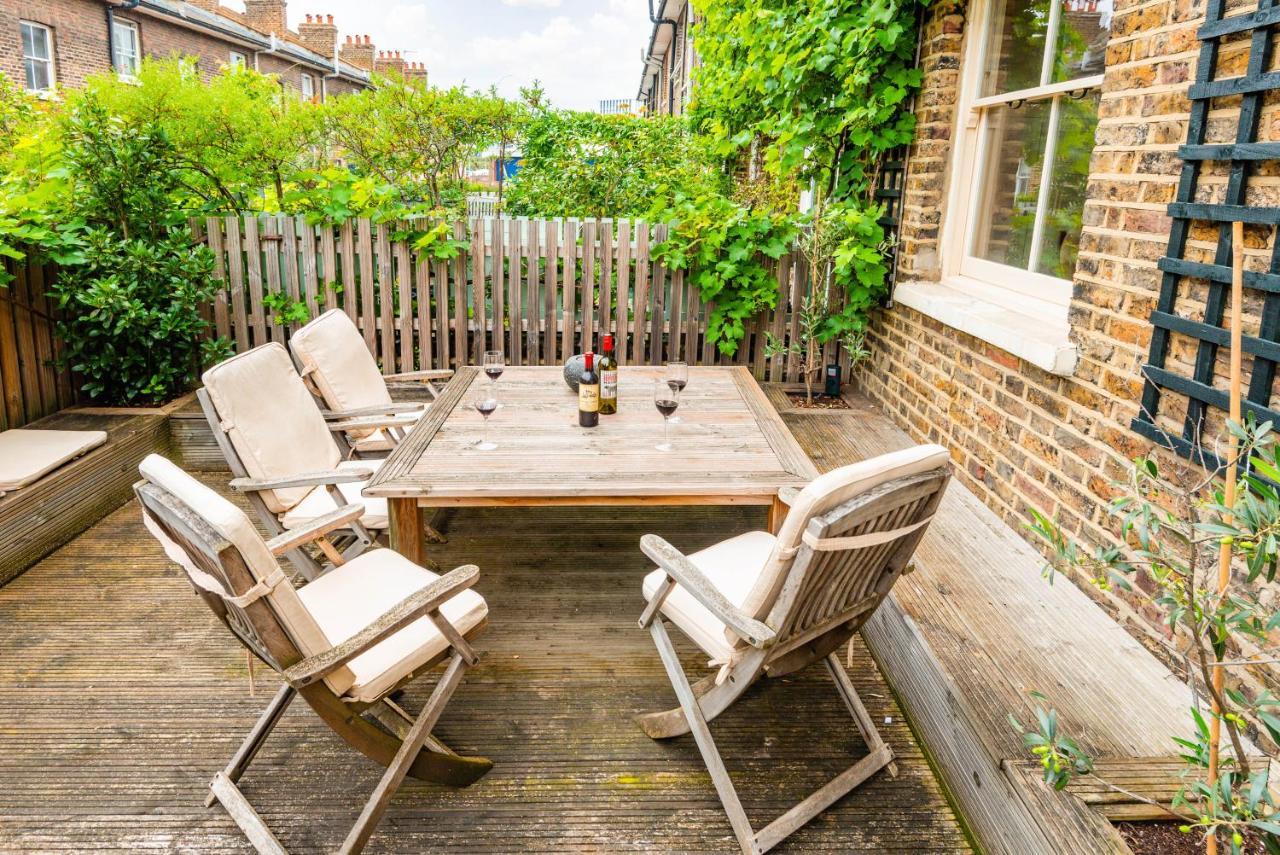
<box><xmin>305</xmin><ymin>13</ymin><xmax>312</xmax><ymax>22</ymax></box>
<box><xmin>327</xmin><ymin>14</ymin><xmax>333</xmax><ymax>23</ymax></box>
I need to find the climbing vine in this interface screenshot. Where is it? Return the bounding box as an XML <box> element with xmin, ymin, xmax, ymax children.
<box><xmin>660</xmin><ymin>0</ymin><xmax>927</xmax><ymax>351</ymax></box>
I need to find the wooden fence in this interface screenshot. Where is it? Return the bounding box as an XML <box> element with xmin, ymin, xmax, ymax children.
<box><xmin>197</xmin><ymin>215</ymin><xmax>848</xmax><ymax>385</ymax></box>
<box><xmin>0</xmin><ymin>258</ymin><xmax>76</xmax><ymax>430</ymax></box>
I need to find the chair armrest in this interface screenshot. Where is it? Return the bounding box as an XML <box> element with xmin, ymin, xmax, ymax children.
<box><xmin>281</xmin><ymin>563</ymin><xmax>480</xmax><ymax>688</ymax></box>
<box><xmin>327</xmin><ymin>414</ymin><xmax>420</xmax><ymax>433</ymax></box>
<box><xmin>229</xmin><ymin>468</ymin><xmax>375</xmax><ymax>492</ymax></box>
<box><xmin>321</xmin><ymin>402</ymin><xmax>425</xmax><ymax>420</ymax></box>
<box><xmin>385</xmin><ymin>369</ymin><xmax>453</xmax><ymax>382</ymax></box>
<box><xmin>264</xmin><ymin>503</ymin><xmax>366</xmax><ymax>555</ymax></box>
<box><xmin>639</xmin><ymin>534</ymin><xmax>776</xmax><ymax>649</ymax></box>
<box><xmin>777</xmin><ymin>486</ymin><xmax>801</xmax><ymax>506</ymax></box>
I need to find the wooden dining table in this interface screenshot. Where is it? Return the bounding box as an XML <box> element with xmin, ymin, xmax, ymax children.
<box><xmin>362</xmin><ymin>365</ymin><xmax>818</xmax><ymax>564</ymax></box>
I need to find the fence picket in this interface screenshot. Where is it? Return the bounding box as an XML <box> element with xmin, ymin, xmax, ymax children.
<box><xmin>191</xmin><ymin>215</ymin><xmax>820</xmax><ymax>379</ymax></box>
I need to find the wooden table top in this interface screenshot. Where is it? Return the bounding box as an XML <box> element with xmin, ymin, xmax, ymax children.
<box><xmin>363</xmin><ymin>365</ymin><xmax>817</xmax><ymax>504</ymax></box>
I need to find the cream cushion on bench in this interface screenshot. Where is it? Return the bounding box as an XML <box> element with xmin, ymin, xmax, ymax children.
<box><xmin>0</xmin><ymin>429</ymin><xmax>107</xmax><ymax>492</ymax></box>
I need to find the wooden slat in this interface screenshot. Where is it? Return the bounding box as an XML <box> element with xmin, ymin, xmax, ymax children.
<box><xmin>261</xmin><ymin>217</ymin><xmax>285</xmax><ymax>345</ymax></box>
<box><xmin>453</xmin><ymin>222</ymin><xmax>468</xmax><ymax>367</ymax></box>
<box><xmin>206</xmin><ymin>217</ymin><xmax>230</xmax><ymax>342</ymax></box>
<box><xmin>615</xmin><ymin>220</ymin><xmax>631</xmax><ymax>364</ymax></box>
<box><xmin>649</xmin><ymin>223</ymin><xmax>667</xmax><ymax>365</ymax></box>
<box><xmin>395</xmin><ymin>228</ymin><xmax>414</xmax><ymax>373</ymax></box>
<box><xmin>507</xmin><ymin>218</ymin><xmax>521</xmax><ymax>364</ymax></box>
<box><xmin>631</xmin><ymin>223</ymin><xmax>649</xmax><ymax>363</ymax></box>
<box><xmin>599</xmin><ymin>219</ymin><xmax>613</xmax><ymax>345</ymax></box>
<box><xmin>299</xmin><ymin>215</ymin><xmax>320</xmax><ymax>321</ymax></box>
<box><xmin>581</xmin><ymin>220</ymin><xmax>596</xmax><ymax>356</ymax></box>
<box><xmin>544</xmin><ymin>219</ymin><xmax>559</xmax><ymax>365</ymax></box>
<box><xmin>357</xmin><ymin>218</ymin><xmax>376</xmax><ymax>356</ymax></box>
<box><xmin>470</xmin><ymin>217</ymin><xmax>486</xmax><ymax>361</ymax></box>
<box><xmin>562</xmin><ymin>218</ymin><xmax>578</xmax><ymax>361</ymax></box>
<box><xmin>415</xmin><ymin>248</ymin><xmax>432</xmax><ymax>372</ymax></box>
<box><xmin>376</xmin><ymin>222</ymin><xmax>396</xmax><ymax>373</ymax></box>
<box><xmin>339</xmin><ymin>219</ymin><xmax>356</xmax><ymax>323</ymax></box>
<box><xmin>223</xmin><ymin>216</ymin><xmax>249</xmax><ymax>352</ymax></box>
<box><xmin>320</xmin><ymin>220</ymin><xmax>339</xmax><ymax>311</ymax></box>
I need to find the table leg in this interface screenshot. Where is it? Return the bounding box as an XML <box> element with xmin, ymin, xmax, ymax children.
<box><xmin>389</xmin><ymin>498</ymin><xmax>426</xmax><ymax>566</ymax></box>
<box><xmin>767</xmin><ymin>496</ymin><xmax>787</xmax><ymax>534</ymax></box>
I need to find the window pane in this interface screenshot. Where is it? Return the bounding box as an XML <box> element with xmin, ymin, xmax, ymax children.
<box><xmin>970</xmin><ymin>99</ymin><xmax>1053</xmax><ymax>270</ymax></box>
<box><xmin>22</xmin><ymin>23</ymin><xmax>50</xmax><ymax>61</ymax></box>
<box><xmin>1052</xmin><ymin>0</ymin><xmax>1112</xmax><ymax>83</ymax></box>
<box><xmin>1035</xmin><ymin>91</ymin><xmax>1100</xmax><ymax>278</ymax></box>
<box><xmin>981</xmin><ymin>0</ymin><xmax>1051</xmax><ymax>96</ymax></box>
<box><xmin>24</xmin><ymin>58</ymin><xmax>49</xmax><ymax>91</ymax></box>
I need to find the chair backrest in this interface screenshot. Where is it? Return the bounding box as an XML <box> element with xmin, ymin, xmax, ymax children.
<box><xmin>734</xmin><ymin>444</ymin><xmax>951</xmax><ymax>649</ymax></box>
<box><xmin>289</xmin><ymin>309</ymin><xmax>392</xmax><ymax>437</ymax></box>
<box><xmin>135</xmin><ymin>454</ymin><xmax>356</xmax><ymax>695</ymax></box>
<box><xmin>201</xmin><ymin>342</ymin><xmax>343</xmax><ymax>514</ymax></box>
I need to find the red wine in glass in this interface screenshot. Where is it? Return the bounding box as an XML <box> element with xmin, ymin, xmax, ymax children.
<box><xmin>484</xmin><ymin>365</ymin><xmax>504</xmax><ymax>381</ymax></box>
<box><xmin>654</xmin><ymin>379</ymin><xmax>679</xmax><ymax>451</ymax></box>
<box><xmin>655</xmin><ymin>399</ymin><xmax>679</xmax><ymax>418</ymax></box>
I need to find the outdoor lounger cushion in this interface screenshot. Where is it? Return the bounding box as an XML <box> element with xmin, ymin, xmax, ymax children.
<box><xmin>290</xmin><ymin>309</ymin><xmax>408</xmax><ymax>439</ymax></box>
<box><xmin>280</xmin><ymin>459</ymin><xmax>390</xmax><ymax>530</ymax></box>
<box><xmin>201</xmin><ymin>342</ymin><xmax>344</xmax><ymax>514</ymax></box>
<box><xmin>139</xmin><ymin>453</ymin><xmax>485</xmax><ymax>702</ymax></box>
<box><xmin>0</xmin><ymin>429</ymin><xmax>107</xmax><ymax>492</ymax></box>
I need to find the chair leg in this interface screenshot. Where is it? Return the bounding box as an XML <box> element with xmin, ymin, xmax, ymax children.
<box><xmin>205</xmin><ymin>684</ymin><xmax>296</xmax><ymax>808</ymax></box>
<box><xmin>635</xmin><ymin>650</ymin><xmax>764</xmax><ymax>739</ymax></box>
<box><xmin>649</xmin><ymin>619</ymin><xmax>759</xmax><ymax>855</ymax></box>
<box><xmin>339</xmin><ymin>652</ymin><xmax>471</xmax><ymax>855</ymax></box>
<box><xmin>646</xmin><ymin>626</ymin><xmax>896</xmax><ymax>855</ymax></box>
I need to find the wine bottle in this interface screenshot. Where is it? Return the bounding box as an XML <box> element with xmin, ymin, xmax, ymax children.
<box><xmin>599</xmin><ymin>334</ymin><xmax>618</xmax><ymax>415</ymax></box>
<box><xmin>578</xmin><ymin>351</ymin><xmax>600</xmax><ymax>428</ymax></box>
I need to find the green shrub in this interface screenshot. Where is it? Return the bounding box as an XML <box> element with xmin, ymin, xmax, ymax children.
<box><xmin>46</xmin><ymin>99</ymin><xmax>228</xmax><ymax>404</ymax></box>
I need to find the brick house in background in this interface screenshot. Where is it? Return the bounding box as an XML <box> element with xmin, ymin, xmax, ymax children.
<box><xmin>0</xmin><ymin>0</ymin><xmax>427</xmax><ymax>100</ymax></box>
<box><xmin>855</xmin><ymin>0</ymin><xmax>1280</xmax><ymax>693</ymax></box>
<box><xmin>638</xmin><ymin>0</ymin><xmax>695</xmax><ymax>116</ymax></box>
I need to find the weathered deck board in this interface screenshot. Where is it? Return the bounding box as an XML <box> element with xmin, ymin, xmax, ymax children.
<box><xmin>787</xmin><ymin>394</ymin><xmax>1218</xmax><ymax>855</ymax></box>
<box><xmin>0</xmin><ymin>473</ymin><xmax>970</xmax><ymax>852</ymax></box>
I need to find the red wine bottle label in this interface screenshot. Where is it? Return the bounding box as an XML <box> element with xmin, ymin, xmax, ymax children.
<box><xmin>579</xmin><ymin>384</ymin><xmax>600</xmax><ymax>412</ymax></box>
<box><xmin>601</xmin><ymin>370</ymin><xmax>618</xmax><ymax>399</ymax></box>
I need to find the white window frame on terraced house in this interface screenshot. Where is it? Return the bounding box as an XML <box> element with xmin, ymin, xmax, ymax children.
<box><xmin>228</xmin><ymin>50</ymin><xmax>247</xmax><ymax>70</ymax></box>
<box><xmin>300</xmin><ymin>72</ymin><xmax>315</xmax><ymax>102</ymax></box>
<box><xmin>20</xmin><ymin>21</ymin><xmax>55</xmax><ymax>94</ymax></box>
<box><xmin>111</xmin><ymin>18</ymin><xmax>141</xmax><ymax>79</ymax></box>
<box><xmin>897</xmin><ymin>0</ymin><xmax>1111</xmax><ymax>375</ymax></box>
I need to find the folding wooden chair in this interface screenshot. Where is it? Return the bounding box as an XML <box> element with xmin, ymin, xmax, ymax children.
<box><xmin>636</xmin><ymin>444</ymin><xmax>951</xmax><ymax>855</ymax></box>
<box><xmin>199</xmin><ymin>342</ymin><xmax>430</xmax><ymax>580</ymax></box>
<box><xmin>135</xmin><ymin>453</ymin><xmax>491</xmax><ymax>854</ymax></box>
<box><xmin>289</xmin><ymin>309</ymin><xmax>453</xmax><ymax>458</ymax></box>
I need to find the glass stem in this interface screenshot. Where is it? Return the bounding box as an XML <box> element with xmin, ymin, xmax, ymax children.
<box><xmin>664</xmin><ymin>416</ymin><xmax>670</xmax><ymax>447</ymax></box>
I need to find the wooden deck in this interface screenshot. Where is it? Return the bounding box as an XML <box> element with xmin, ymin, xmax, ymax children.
<box><xmin>0</xmin><ymin>465</ymin><xmax>971</xmax><ymax>849</ymax></box>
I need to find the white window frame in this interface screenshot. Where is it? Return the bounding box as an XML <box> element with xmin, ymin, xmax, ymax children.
<box><xmin>300</xmin><ymin>72</ymin><xmax>315</xmax><ymax>101</ymax></box>
<box><xmin>20</xmin><ymin>21</ymin><xmax>55</xmax><ymax>94</ymax></box>
<box><xmin>939</xmin><ymin>0</ymin><xmax>1105</xmax><ymax>313</ymax></box>
<box><xmin>228</xmin><ymin>50</ymin><xmax>247</xmax><ymax>70</ymax></box>
<box><xmin>111</xmin><ymin>18</ymin><xmax>140</xmax><ymax>79</ymax></box>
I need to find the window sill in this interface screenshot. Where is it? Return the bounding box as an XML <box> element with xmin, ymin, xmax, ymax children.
<box><xmin>892</xmin><ymin>278</ymin><xmax>1078</xmax><ymax>376</ymax></box>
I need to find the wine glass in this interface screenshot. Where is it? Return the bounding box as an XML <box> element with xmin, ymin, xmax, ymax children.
<box><xmin>483</xmin><ymin>350</ymin><xmax>504</xmax><ymax>405</ymax></box>
<box><xmin>654</xmin><ymin>378</ymin><xmax>679</xmax><ymax>452</ymax></box>
<box><xmin>665</xmin><ymin>362</ymin><xmax>688</xmax><ymax>423</ymax></box>
<box><xmin>472</xmin><ymin>391</ymin><xmax>499</xmax><ymax>451</ymax></box>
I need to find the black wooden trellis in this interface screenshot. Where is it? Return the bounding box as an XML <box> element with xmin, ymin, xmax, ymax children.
<box><xmin>1132</xmin><ymin>0</ymin><xmax>1280</xmax><ymax>469</ymax></box>
<box><xmin>875</xmin><ymin>146</ymin><xmax>908</xmax><ymax>288</ymax></box>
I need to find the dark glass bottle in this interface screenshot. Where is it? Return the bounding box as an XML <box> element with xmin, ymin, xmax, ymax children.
<box><xmin>578</xmin><ymin>351</ymin><xmax>599</xmax><ymax>428</ymax></box>
<box><xmin>599</xmin><ymin>335</ymin><xmax>618</xmax><ymax>415</ymax></box>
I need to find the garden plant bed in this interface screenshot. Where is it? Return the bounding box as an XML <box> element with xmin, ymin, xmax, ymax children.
<box><xmin>786</xmin><ymin>392</ymin><xmax>852</xmax><ymax>410</ymax></box>
<box><xmin>1117</xmin><ymin>821</ymin><xmax>1266</xmax><ymax>855</ymax></box>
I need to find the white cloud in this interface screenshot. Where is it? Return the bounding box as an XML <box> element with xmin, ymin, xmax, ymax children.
<box><xmin>286</xmin><ymin>0</ymin><xmax>651</xmax><ymax>110</ymax></box>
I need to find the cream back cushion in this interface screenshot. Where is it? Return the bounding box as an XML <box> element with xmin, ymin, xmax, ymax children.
<box><xmin>290</xmin><ymin>310</ymin><xmax>391</xmax><ymax>439</ymax></box>
<box><xmin>138</xmin><ymin>454</ymin><xmax>355</xmax><ymax>694</ymax></box>
<box><xmin>202</xmin><ymin>343</ymin><xmax>341</xmax><ymax>513</ymax></box>
<box><xmin>733</xmin><ymin>444</ymin><xmax>951</xmax><ymax>644</ymax></box>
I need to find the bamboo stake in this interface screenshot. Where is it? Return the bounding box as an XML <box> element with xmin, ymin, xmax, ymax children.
<box><xmin>1207</xmin><ymin>220</ymin><xmax>1244</xmax><ymax>855</ymax></box>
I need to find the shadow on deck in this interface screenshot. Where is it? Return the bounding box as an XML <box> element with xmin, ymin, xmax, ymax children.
<box><xmin>0</xmin><ymin>453</ymin><xmax>969</xmax><ymax>851</ymax></box>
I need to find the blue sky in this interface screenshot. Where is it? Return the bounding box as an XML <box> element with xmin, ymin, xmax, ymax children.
<box><xmin>241</xmin><ymin>0</ymin><xmax>652</xmax><ymax>110</ymax></box>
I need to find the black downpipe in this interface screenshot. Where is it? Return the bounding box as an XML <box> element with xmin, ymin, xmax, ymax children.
<box><xmin>105</xmin><ymin>0</ymin><xmax>142</xmax><ymax>73</ymax></box>
<box><xmin>646</xmin><ymin>0</ymin><xmax>676</xmax><ymax>114</ymax></box>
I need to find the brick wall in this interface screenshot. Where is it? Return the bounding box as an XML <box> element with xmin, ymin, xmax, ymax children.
<box><xmin>855</xmin><ymin>0</ymin><xmax>1280</xmax><ymax>684</ymax></box>
<box><xmin>0</xmin><ymin>0</ymin><xmax>110</xmax><ymax>90</ymax></box>
<box><xmin>0</xmin><ymin>0</ymin><xmax>368</xmax><ymax>96</ymax></box>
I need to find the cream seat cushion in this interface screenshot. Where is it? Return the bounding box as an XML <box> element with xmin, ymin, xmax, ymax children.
<box><xmin>290</xmin><ymin>309</ymin><xmax>392</xmax><ymax>439</ymax></box>
<box><xmin>298</xmin><ymin>548</ymin><xmax>488</xmax><ymax>703</ymax></box>
<box><xmin>351</xmin><ymin>423</ymin><xmax>421</xmax><ymax>455</ymax></box>
<box><xmin>641</xmin><ymin>530</ymin><xmax>776</xmax><ymax>663</ymax></box>
<box><xmin>280</xmin><ymin>460</ymin><xmax>389</xmax><ymax>530</ymax></box>
<box><xmin>202</xmin><ymin>342</ymin><xmax>342</xmax><ymax>514</ymax></box>
<box><xmin>0</xmin><ymin>429</ymin><xmax>107</xmax><ymax>491</ymax></box>
<box><xmin>137</xmin><ymin>454</ymin><xmax>358</xmax><ymax>695</ymax></box>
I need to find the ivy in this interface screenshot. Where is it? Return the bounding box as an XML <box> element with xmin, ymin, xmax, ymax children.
<box><xmin>682</xmin><ymin>0</ymin><xmax>929</xmax><ymax>348</ymax></box>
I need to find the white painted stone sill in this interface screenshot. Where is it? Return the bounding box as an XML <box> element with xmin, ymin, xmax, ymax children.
<box><xmin>892</xmin><ymin>279</ymin><xmax>1078</xmax><ymax>377</ymax></box>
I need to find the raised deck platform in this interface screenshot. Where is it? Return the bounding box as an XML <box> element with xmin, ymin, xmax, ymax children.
<box><xmin>0</xmin><ymin>474</ymin><xmax>970</xmax><ymax>852</ymax></box>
